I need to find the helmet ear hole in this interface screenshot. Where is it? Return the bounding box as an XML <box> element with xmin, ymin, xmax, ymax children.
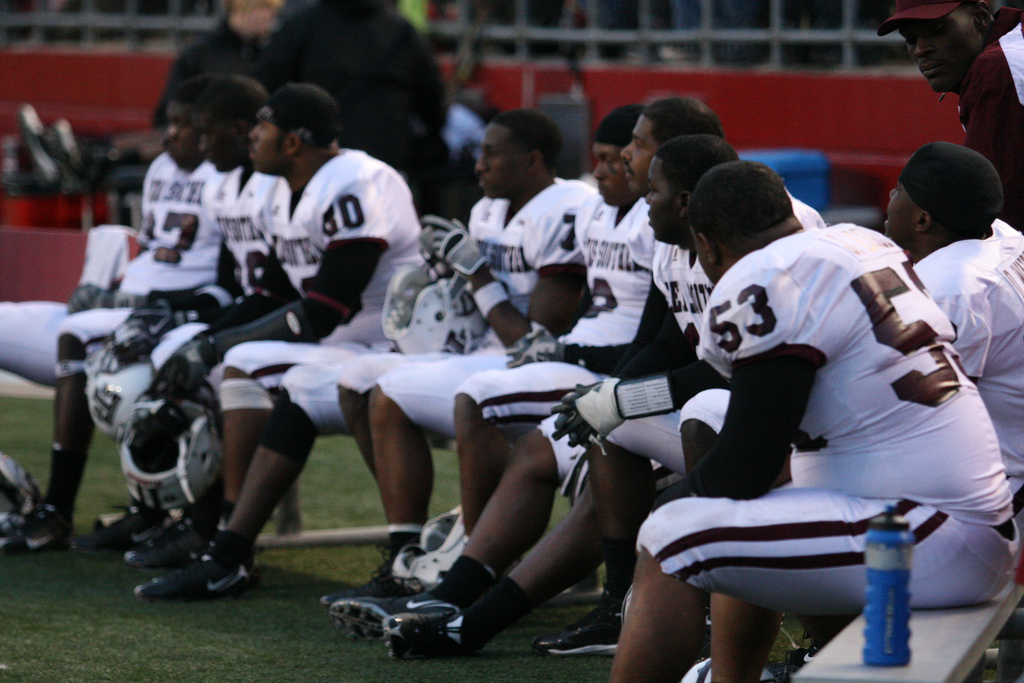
<box><xmin>382</xmin><ymin>266</ymin><xmax>487</xmax><ymax>355</ymax></box>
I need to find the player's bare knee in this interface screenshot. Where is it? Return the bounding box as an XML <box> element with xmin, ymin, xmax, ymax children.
<box><xmin>453</xmin><ymin>392</ymin><xmax>484</xmax><ymax>440</ymax></box>
<box><xmin>510</xmin><ymin>429</ymin><xmax>559</xmax><ymax>483</ymax></box>
<box><xmin>368</xmin><ymin>385</ymin><xmax>405</xmax><ymax>432</ymax></box>
<box><xmin>337</xmin><ymin>385</ymin><xmax>367</xmax><ymax>422</ymax></box>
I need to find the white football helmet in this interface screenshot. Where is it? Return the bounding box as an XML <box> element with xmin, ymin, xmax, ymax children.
<box><xmin>0</xmin><ymin>451</ymin><xmax>41</xmax><ymax>523</ymax></box>
<box><xmin>681</xmin><ymin>659</ymin><xmax>775</xmax><ymax>683</ymax></box>
<box><xmin>382</xmin><ymin>265</ymin><xmax>487</xmax><ymax>355</ymax></box>
<box><xmin>390</xmin><ymin>507</ymin><xmax>467</xmax><ymax>589</ymax></box>
<box><xmin>85</xmin><ymin>341</ymin><xmax>154</xmax><ymax>439</ymax></box>
<box><xmin>119</xmin><ymin>398</ymin><xmax>222</xmax><ymax>510</ymax></box>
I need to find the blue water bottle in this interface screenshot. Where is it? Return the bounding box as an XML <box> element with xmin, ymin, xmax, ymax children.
<box><xmin>863</xmin><ymin>506</ymin><xmax>913</xmax><ymax>666</ymax></box>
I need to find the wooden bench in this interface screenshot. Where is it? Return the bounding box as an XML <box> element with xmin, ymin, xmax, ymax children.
<box><xmin>795</xmin><ymin>582</ymin><xmax>1024</xmax><ymax>683</ymax></box>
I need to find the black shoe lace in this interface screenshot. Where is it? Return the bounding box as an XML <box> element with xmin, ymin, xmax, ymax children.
<box><xmin>368</xmin><ymin>546</ymin><xmax>423</xmax><ymax>596</ymax></box>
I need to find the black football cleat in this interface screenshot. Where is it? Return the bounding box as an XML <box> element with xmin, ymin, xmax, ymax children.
<box><xmin>329</xmin><ymin>591</ymin><xmax>457</xmax><ymax>640</ymax></box>
<box><xmin>71</xmin><ymin>506</ymin><xmax>167</xmax><ymax>553</ymax></box>
<box><xmin>124</xmin><ymin>517</ymin><xmax>208</xmax><ymax>570</ymax></box>
<box><xmin>531</xmin><ymin>589</ymin><xmax>622</xmax><ymax>656</ymax></box>
<box><xmin>319</xmin><ymin>551</ymin><xmax>422</xmax><ymax>608</ymax></box>
<box><xmin>134</xmin><ymin>553</ymin><xmax>258</xmax><ymax>601</ymax></box>
<box><xmin>385</xmin><ymin>612</ymin><xmax>475</xmax><ymax>659</ymax></box>
<box><xmin>0</xmin><ymin>504</ymin><xmax>71</xmax><ymax>554</ymax></box>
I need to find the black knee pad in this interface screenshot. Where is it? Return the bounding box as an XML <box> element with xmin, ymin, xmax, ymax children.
<box><xmin>259</xmin><ymin>390</ymin><xmax>317</xmax><ymax>464</ymax></box>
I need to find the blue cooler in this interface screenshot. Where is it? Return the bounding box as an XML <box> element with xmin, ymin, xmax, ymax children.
<box><xmin>738</xmin><ymin>148</ymin><xmax>830</xmax><ymax>211</ymax></box>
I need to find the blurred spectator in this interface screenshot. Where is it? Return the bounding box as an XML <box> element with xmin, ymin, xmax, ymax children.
<box><xmin>153</xmin><ymin>0</ymin><xmax>283</xmax><ymax>126</ymax></box>
<box><xmin>256</xmin><ymin>0</ymin><xmax>446</xmax><ymax>173</ymax></box>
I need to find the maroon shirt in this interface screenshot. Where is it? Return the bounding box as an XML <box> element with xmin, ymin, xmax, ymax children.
<box><xmin>959</xmin><ymin>7</ymin><xmax>1024</xmax><ymax>231</ymax></box>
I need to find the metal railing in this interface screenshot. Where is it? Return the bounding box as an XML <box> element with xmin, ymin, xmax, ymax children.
<box><xmin>0</xmin><ymin>0</ymin><xmax>1015</xmax><ymax>68</ymax></box>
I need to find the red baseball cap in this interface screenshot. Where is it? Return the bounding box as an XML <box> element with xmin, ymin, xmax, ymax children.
<box><xmin>877</xmin><ymin>0</ymin><xmax>977</xmax><ymax>35</ymax></box>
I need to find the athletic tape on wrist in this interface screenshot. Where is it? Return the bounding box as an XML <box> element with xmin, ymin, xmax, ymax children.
<box><xmin>472</xmin><ymin>280</ymin><xmax>509</xmax><ymax>319</ymax></box>
<box><xmin>614</xmin><ymin>374</ymin><xmax>675</xmax><ymax>419</ymax></box>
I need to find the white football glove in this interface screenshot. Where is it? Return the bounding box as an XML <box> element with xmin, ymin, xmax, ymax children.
<box><xmin>507</xmin><ymin>327</ymin><xmax>564</xmax><ymax>368</ymax></box>
<box><xmin>66</xmin><ymin>283</ymin><xmax>115</xmax><ymax>313</ymax></box>
<box><xmin>551</xmin><ymin>378</ymin><xmax>623</xmax><ymax>447</ymax></box>
<box><xmin>419</xmin><ymin>214</ymin><xmax>485</xmax><ymax>277</ymax></box>
<box><xmin>67</xmin><ymin>285</ymin><xmax>148</xmax><ymax>314</ymax></box>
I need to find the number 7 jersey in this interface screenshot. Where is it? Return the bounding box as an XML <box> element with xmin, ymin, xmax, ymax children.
<box><xmin>697</xmin><ymin>224</ymin><xmax>1011</xmax><ymax>526</ymax></box>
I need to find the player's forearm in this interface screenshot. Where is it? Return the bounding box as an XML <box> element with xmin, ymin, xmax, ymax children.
<box><xmin>485</xmin><ymin>300</ymin><xmax>533</xmax><ymax>347</ymax></box>
<box><xmin>687</xmin><ymin>356</ymin><xmax>814</xmax><ymax>500</ymax></box>
<box><xmin>562</xmin><ymin>343</ymin><xmax>630</xmax><ymax>374</ymax></box>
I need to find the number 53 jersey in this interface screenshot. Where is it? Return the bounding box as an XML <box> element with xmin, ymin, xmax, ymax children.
<box><xmin>697</xmin><ymin>224</ymin><xmax>1012</xmax><ymax>526</ymax></box>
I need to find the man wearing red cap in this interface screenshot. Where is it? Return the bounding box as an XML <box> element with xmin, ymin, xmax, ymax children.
<box><xmin>878</xmin><ymin>0</ymin><xmax>1024</xmax><ymax>232</ymax></box>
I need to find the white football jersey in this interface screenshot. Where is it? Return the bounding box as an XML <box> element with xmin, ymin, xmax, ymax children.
<box><xmin>698</xmin><ymin>224</ymin><xmax>1012</xmax><ymax>526</ymax></box>
<box><xmin>916</xmin><ymin>226</ymin><xmax>1024</xmax><ymax>481</ymax></box>
<box><xmin>257</xmin><ymin>149</ymin><xmax>423</xmax><ymax>345</ymax></box>
<box><xmin>789</xmin><ymin>190</ymin><xmax>826</xmax><ymax>231</ymax></box>
<box><xmin>204</xmin><ymin>167</ymin><xmax>278</xmax><ymax>297</ymax></box>
<box><xmin>119</xmin><ymin>154</ymin><xmax>222</xmax><ymax>295</ymax></box>
<box><xmin>650</xmin><ymin>191</ymin><xmax>824</xmax><ymax>352</ymax></box>
<box><xmin>468</xmin><ymin>178</ymin><xmax>596</xmax><ymax>315</ymax></box>
<box><xmin>562</xmin><ymin>196</ymin><xmax>654</xmax><ymax>346</ymax></box>
<box><xmin>652</xmin><ymin>242</ymin><xmax>713</xmax><ymax>352</ymax></box>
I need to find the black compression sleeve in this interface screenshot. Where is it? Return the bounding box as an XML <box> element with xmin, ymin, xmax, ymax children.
<box><xmin>615</xmin><ymin>312</ymin><xmax>695</xmax><ymax>378</ymax></box>
<box><xmin>206</xmin><ymin>293</ymin><xmax>290</xmax><ymax>335</ymax></box>
<box><xmin>687</xmin><ymin>355</ymin><xmax>816</xmax><ymax>500</ymax></box>
<box><xmin>211</xmin><ymin>300</ymin><xmax>319</xmax><ymax>358</ymax></box>
<box><xmin>301</xmin><ymin>240</ymin><xmax>384</xmax><ymax>338</ymax></box>
<box><xmin>216</xmin><ymin>243</ymin><xmax>245</xmax><ymax>301</ymax></box>
<box><xmin>665</xmin><ymin>360</ymin><xmax>730</xmax><ymax>407</ymax></box>
<box><xmin>563</xmin><ymin>343</ymin><xmax>630</xmax><ymax>374</ymax></box>
<box><xmin>148</xmin><ymin>288</ymin><xmax>229</xmax><ymax>324</ymax></box>
<box><xmin>253</xmin><ymin>250</ymin><xmax>302</xmax><ymax>303</ymax></box>
<box><xmin>610</xmin><ymin>280</ymin><xmax>669</xmax><ymax>373</ymax></box>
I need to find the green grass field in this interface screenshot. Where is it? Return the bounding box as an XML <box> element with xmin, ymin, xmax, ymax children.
<box><xmin>0</xmin><ymin>394</ymin><xmax>811</xmax><ymax>682</ymax></box>
<box><xmin>0</xmin><ymin>395</ymin><xmax>616</xmax><ymax>682</ymax></box>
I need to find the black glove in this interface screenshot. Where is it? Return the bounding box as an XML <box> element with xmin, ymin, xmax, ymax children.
<box><xmin>111</xmin><ymin>300</ymin><xmax>177</xmax><ymax>363</ymax></box>
<box><xmin>150</xmin><ymin>334</ymin><xmax>217</xmax><ymax>400</ymax></box>
<box><xmin>551</xmin><ymin>383</ymin><xmax>602</xmax><ymax>448</ymax></box>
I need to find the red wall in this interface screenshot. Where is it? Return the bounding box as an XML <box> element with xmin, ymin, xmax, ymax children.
<box><xmin>0</xmin><ymin>49</ymin><xmax>963</xmax><ymax>150</ymax></box>
<box><xmin>0</xmin><ymin>49</ymin><xmax>968</xmax><ymax>300</ymax></box>
<box><xmin>0</xmin><ymin>227</ymin><xmax>88</xmax><ymax>302</ymax></box>
<box><xmin>0</xmin><ymin>49</ymin><xmax>170</xmax><ymax>136</ymax></box>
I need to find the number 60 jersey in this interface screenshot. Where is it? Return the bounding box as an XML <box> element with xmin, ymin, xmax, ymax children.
<box><xmin>697</xmin><ymin>224</ymin><xmax>1012</xmax><ymax>527</ymax></box>
<box><xmin>257</xmin><ymin>149</ymin><xmax>422</xmax><ymax>345</ymax></box>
